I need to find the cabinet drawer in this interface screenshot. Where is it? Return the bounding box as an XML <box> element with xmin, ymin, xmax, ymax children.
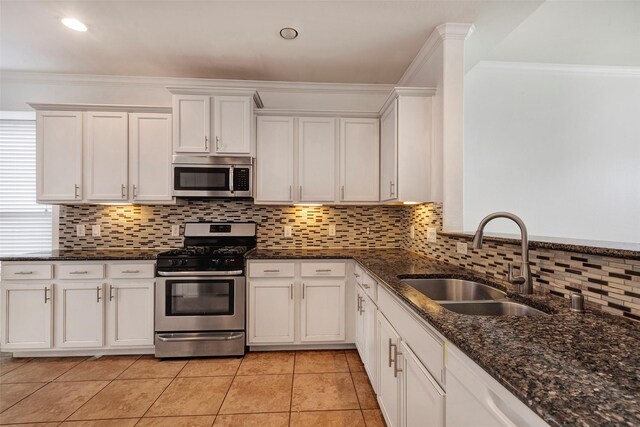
<box><xmin>361</xmin><ymin>271</ymin><xmax>378</xmax><ymax>302</ymax></box>
<box><xmin>249</xmin><ymin>262</ymin><xmax>295</xmax><ymax>278</ymax></box>
<box><xmin>378</xmin><ymin>285</ymin><xmax>445</xmax><ymax>387</ymax></box>
<box><xmin>109</xmin><ymin>263</ymin><xmax>155</xmax><ymax>279</ymax></box>
<box><xmin>2</xmin><ymin>264</ymin><xmax>53</xmax><ymax>280</ymax></box>
<box><xmin>301</xmin><ymin>262</ymin><xmax>346</xmax><ymax>277</ymax></box>
<box><xmin>57</xmin><ymin>264</ymin><xmax>105</xmax><ymax>280</ymax></box>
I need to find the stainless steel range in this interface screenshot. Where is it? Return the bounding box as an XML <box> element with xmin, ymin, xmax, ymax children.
<box><xmin>154</xmin><ymin>222</ymin><xmax>256</xmax><ymax>358</ymax></box>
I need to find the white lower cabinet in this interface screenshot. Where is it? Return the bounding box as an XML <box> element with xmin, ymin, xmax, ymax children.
<box><xmin>0</xmin><ymin>261</ymin><xmax>155</xmax><ymax>354</ymax></box>
<box><xmin>247</xmin><ymin>260</ymin><xmax>348</xmax><ymax>346</ymax></box>
<box><xmin>301</xmin><ymin>280</ymin><xmax>345</xmax><ymax>342</ymax></box>
<box><xmin>55</xmin><ymin>282</ymin><xmax>104</xmax><ymax>348</ymax></box>
<box><xmin>107</xmin><ymin>281</ymin><xmax>154</xmax><ymax>347</ymax></box>
<box><xmin>248</xmin><ymin>279</ymin><xmax>295</xmax><ymax>344</ymax></box>
<box><xmin>378</xmin><ymin>313</ymin><xmax>402</xmax><ymax>427</ymax></box>
<box><xmin>1</xmin><ymin>283</ymin><xmax>53</xmax><ymax>350</ymax></box>
<box><xmin>401</xmin><ymin>341</ymin><xmax>445</xmax><ymax>427</ymax></box>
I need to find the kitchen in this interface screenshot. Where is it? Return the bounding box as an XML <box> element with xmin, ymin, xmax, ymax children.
<box><xmin>0</xmin><ymin>1</ymin><xmax>639</xmax><ymax>427</ymax></box>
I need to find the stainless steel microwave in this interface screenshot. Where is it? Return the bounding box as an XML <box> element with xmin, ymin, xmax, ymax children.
<box><xmin>172</xmin><ymin>156</ymin><xmax>253</xmax><ymax>198</ymax></box>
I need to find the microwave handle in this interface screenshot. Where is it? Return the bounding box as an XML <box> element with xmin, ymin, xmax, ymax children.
<box><xmin>229</xmin><ymin>165</ymin><xmax>234</xmax><ymax>193</ymax></box>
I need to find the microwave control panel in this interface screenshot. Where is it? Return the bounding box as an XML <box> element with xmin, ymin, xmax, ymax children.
<box><xmin>233</xmin><ymin>168</ymin><xmax>251</xmax><ymax>192</ymax></box>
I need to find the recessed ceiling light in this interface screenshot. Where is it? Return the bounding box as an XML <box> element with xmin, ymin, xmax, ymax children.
<box><xmin>61</xmin><ymin>17</ymin><xmax>87</xmax><ymax>32</ymax></box>
<box><xmin>280</xmin><ymin>27</ymin><xmax>298</xmax><ymax>40</ymax></box>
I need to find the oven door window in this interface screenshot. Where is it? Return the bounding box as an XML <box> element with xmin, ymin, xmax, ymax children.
<box><xmin>166</xmin><ymin>280</ymin><xmax>234</xmax><ymax>316</ymax></box>
<box><xmin>174</xmin><ymin>167</ymin><xmax>230</xmax><ymax>191</ymax></box>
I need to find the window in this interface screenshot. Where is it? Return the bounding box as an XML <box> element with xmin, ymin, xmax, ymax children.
<box><xmin>0</xmin><ymin>118</ymin><xmax>53</xmax><ymax>256</ymax></box>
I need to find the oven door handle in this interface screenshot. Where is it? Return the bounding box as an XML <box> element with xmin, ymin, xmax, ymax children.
<box><xmin>157</xmin><ymin>270</ymin><xmax>244</xmax><ymax>277</ymax></box>
<box><xmin>156</xmin><ymin>332</ymin><xmax>244</xmax><ymax>342</ymax></box>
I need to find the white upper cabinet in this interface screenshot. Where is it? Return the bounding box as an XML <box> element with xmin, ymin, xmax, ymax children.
<box><xmin>36</xmin><ymin>111</ymin><xmax>83</xmax><ymax>202</ymax></box>
<box><xmin>213</xmin><ymin>96</ymin><xmax>252</xmax><ymax>155</ymax></box>
<box><xmin>84</xmin><ymin>112</ymin><xmax>129</xmax><ymax>201</ymax></box>
<box><xmin>380</xmin><ymin>99</ymin><xmax>398</xmax><ymax>202</ymax></box>
<box><xmin>298</xmin><ymin>117</ymin><xmax>336</xmax><ymax>202</ymax></box>
<box><xmin>379</xmin><ymin>89</ymin><xmax>433</xmax><ymax>203</ymax></box>
<box><xmin>129</xmin><ymin>113</ymin><xmax>173</xmax><ymax>202</ymax></box>
<box><xmin>256</xmin><ymin>116</ymin><xmax>295</xmax><ymax>203</ymax></box>
<box><xmin>340</xmin><ymin>118</ymin><xmax>380</xmax><ymax>202</ymax></box>
<box><xmin>173</xmin><ymin>95</ymin><xmax>210</xmax><ymax>153</ymax></box>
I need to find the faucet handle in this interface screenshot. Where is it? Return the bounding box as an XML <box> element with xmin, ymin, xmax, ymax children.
<box><xmin>508</xmin><ymin>262</ymin><xmax>526</xmax><ymax>285</ymax></box>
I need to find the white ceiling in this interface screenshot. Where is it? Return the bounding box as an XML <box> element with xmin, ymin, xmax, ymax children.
<box><xmin>0</xmin><ymin>0</ymin><xmax>543</xmax><ymax>84</ymax></box>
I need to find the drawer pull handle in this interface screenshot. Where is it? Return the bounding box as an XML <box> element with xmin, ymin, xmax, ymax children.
<box><xmin>69</xmin><ymin>271</ymin><xmax>89</xmax><ymax>275</ymax></box>
<box><xmin>302</xmin><ymin>283</ymin><xmax>305</xmax><ymax>299</ymax></box>
<box><xmin>363</xmin><ymin>283</ymin><xmax>370</xmax><ymax>289</ymax></box>
<box><xmin>393</xmin><ymin>345</ymin><xmax>403</xmax><ymax>378</ymax></box>
<box><xmin>15</xmin><ymin>271</ymin><xmax>34</xmax><ymax>275</ymax></box>
<box><xmin>109</xmin><ymin>285</ymin><xmax>115</xmax><ymax>301</ymax></box>
<box><xmin>388</xmin><ymin>338</ymin><xmax>393</xmax><ymax>367</ymax></box>
<box><xmin>263</xmin><ymin>269</ymin><xmax>280</xmax><ymax>273</ymax></box>
<box><xmin>315</xmin><ymin>269</ymin><xmax>332</xmax><ymax>272</ymax></box>
<box><xmin>97</xmin><ymin>286</ymin><xmax>102</xmax><ymax>303</ymax></box>
<box><xmin>44</xmin><ymin>287</ymin><xmax>51</xmax><ymax>303</ymax></box>
<box><xmin>354</xmin><ymin>273</ymin><xmax>360</xmax><ymax>278</ymax></box>
<box><xmin>290</xmin><ymin>283</ymin><xmax>293</xmax><ymax>300</ymax></box>
<box><xmin>121</xmin><ymin>270</ymin><xmax>140</xmax><ymax>274</ymax></box>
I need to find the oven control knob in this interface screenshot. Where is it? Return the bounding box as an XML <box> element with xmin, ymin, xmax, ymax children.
<box><xmin>168</xmin><ymin>259</ymin><xmax>176</xmax><ymax>266</ymax></box>
<box><xmin>180</xmin><ymin>259</ymin><xmax>188</xmax><ymax>266</ymax></box>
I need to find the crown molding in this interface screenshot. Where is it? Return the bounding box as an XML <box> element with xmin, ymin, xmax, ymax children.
<box><xmin>256</xmin><ymin>108</ymin><xmax>379</xmax><ymax>118</ymax></box>
<box><xmin>474</xmin><ymin>61</ymin><xmax>640</xmax><ymax>77</ymax></box>
<box><xmin>166</xmin><ymin>85</ymin><xmax>264</xmax><ymax>108</ymax></box>
<box><xmin>379</xmin><ymin>87</ymin><xmax>437</xmax><ymax>114</ymax></box>
<box><xmin>1</xmin><ymin>71</ymin><xmax>395</xmax><ymax>97</ymax></box>
<box><xmin>27</xmin><ymin>102</ymin><xmax>171</xmax><ymax>113</ymax></box>
<box><xmin>398</xmin><ymin>23</ymin><xmax>474</xmax><ymax>86</ymax></box>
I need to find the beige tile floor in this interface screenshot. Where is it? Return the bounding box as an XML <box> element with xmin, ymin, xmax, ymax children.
<box><xmin>0</xmin><ymin>350</ymin><xmax>386</xmax><ymax>427</ymax></box>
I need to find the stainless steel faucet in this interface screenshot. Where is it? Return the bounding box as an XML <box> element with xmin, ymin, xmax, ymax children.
<box><xmin>471</xmin><ymin>212</ymin><xmax>533</xmax><ymax>294</ymax></box>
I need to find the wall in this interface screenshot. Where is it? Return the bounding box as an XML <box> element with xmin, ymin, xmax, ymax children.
<box><xmin>58</xmin><ymin>201</ymin><xmax>407</xmax><ymax>250</ymax></box>
<box><xmin>404</xmin><ymin>203</ymin><xmax>640</xmax><ymax>322</ymax></box>
<box><xmin>464</xmin><ymin>62</ymin><xmax>640</xmax><ymax>243</ymax></box>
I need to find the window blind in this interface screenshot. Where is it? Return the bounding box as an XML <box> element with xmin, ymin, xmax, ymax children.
<box><xmin>0</xmin><ymin>119</ymin><xmax>52</xmax><ymax>256</ymax></box>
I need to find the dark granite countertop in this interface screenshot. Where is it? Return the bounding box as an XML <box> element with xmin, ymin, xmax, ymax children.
<box><xmin>0</xmin><ymin>249</ymin><xmax>165</xmax><ymax>261</ymax></box>
<box><xmin>248</xmin><ymin>248</ymin><xmax>640</xmax><ymax>427</ymax></box>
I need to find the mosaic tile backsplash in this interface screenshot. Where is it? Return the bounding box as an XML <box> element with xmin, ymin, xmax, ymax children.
<box><xmin>403</xmin><ymin>203</ymin><xmax>640</xmax><ymax>322</ymax></box>
<box><xmin>58</xmin><ymin>201</ymin><xmax>407</xmax><ymax>250</ymax></box>
<box><xmin>59</xmin><ymin>201</ymin><xmax>640</xmax><ymax>321</ymax></box>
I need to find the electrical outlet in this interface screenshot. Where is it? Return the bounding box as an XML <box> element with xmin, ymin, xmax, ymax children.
<box><xmin>284</xmin><ymin>225</ymin><xmax>292</xmax><ymax>238</ymax></box>
<box><xmin>366</xmin><ymin>227</ymin><xmax>370</xmax><ymax>235</ymax></box>
<box><xmin>171</xmin><ymin>225</ymin><xmax>180</xmax><ymax>237</ymax></box>
<box><xmin>427</xmin><ymin>227</ymin><xmax>437</xmax><ymax>243</ymax></box>
<box><xmin>410</xmin><ymin>225</ymin><xmax>415</xmax><ymax>239</ymax></box>
<box><xmin>76</xmin><ymin>224</ymin><xmax>85</xmax><ymax>237</ymax></box>
<box><xmin>91</xmin><ymin>225</ymin><xmax>101</xmax><ymax>237</ymax></box>
<box><xmin>456</xmin><ymin>242</ymin><xmax>468</xmax><ymax>255</ymax></box>
<box><xmin>328</xmin><ymin>224</ymin><xmax>336</xmax><ymax>237</ymax></box>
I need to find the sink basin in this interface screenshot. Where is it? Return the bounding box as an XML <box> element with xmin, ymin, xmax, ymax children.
<box><xmin>439</xmin><ymin>301</ymin><xmax>547</xmax><ymax>317</ymax></box>
<box><xmin>401</xmin><ymin>278</ymin><xmax>506</xmax><ymax>301</ymax></box>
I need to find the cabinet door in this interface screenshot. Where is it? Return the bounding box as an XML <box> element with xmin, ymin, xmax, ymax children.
<box><xmin>300</xmin><ymin>280</ymin><xmax>345</xmax><ymax>342</ymax></box>
<box><xmin>363</xmin><ymin>293</ymin><xmax>378</xmax><ymax>393</ymax></box>
<box><xmin>173</xmin><ymin>95</ymin><xmax>210</xmax><ymax>153</ymax></box>
<box><xmin>248</xmin><ymin>279</ymin><xmax>295</xmax><ymax>344</ymax></box>
<box><xmin>129</xmin><ymin>113</ymin><xmax>173</xmax><ymax>202</ymax></box>
<box><xmin>213</xmin><ymin>96</ymin><xmax>252</xmax><ymax>155</ymax></box>
<box><xmin>256</xmin><ymin>116</ymin><xmax>295</xmax><ymax>202</ymax></box>
<box><xmin>378</xmin><ymin>313</ymin><xmax>401</xmax><ymax>427</ymax></box>
<box><xmin>401</xmin><ymin>341</ymin><xmax>445</xmax><ymax>427</ymax></box>
<box><xmin>380</xmin><ymin>99</ymin><xmax>398</xmax><ymax>202</ymax></box>
<box><xmin>36</xmin><ymin>111</ymin><xmax>83</xmax><ymax>201</ymax></box>
<box><xmin>298</xmin><ymin>117</ymin><xmax>336</xmax><ymax>202</ymax></box>
<box><xmin>107</xmin><ymin>281</ymin><xmax>154</xmax><ymax>347</ymax></box>
<box><xmin>355</xmin><ymin>286</ymin><xmax>366</xmax><ymax>359</ymax></box>
<box><xmin>339</xmin><ymin>118</ymin><xmax>379</xmax><ymax>202</ymax></box>
<box><xmin>85</xmin><ymin>112</ymin><xmax>129</xmax><ymax>201</ymax></box>
<box><xmin>55</xmin><ymin>282</ymin><xmax>104</xmax><ymax>348</ymax></box>
<box><xmin>1</xmin><ymin>283</ymin><xmax>52</xmax><ymax>349</ymax></box>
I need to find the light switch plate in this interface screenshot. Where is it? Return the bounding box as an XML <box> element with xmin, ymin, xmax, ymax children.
<box><xmin>366</xmin><ymin>227</ymin><xmax>370</xmax><ymax>235</ymax></box>
<box><xmin>329</xmin><ymin>224</ymin><xmax>336</xmax><ymax>237</ymax></box>
<box><xmin>91</xmin><ymin>225</ymin><xmax>101</xmax><ymax>237</ymax></box>
<box><xmin>76</xmin><ymin>224</ymin><xmax>85</xmax><ymax>237</ymax></box>
<box><xmin>171</xmin><ymin>225</ymin><xmax>180</xmax><ymax>237</ymax></box>
<box><xmin>284</xmin><ymin>225</ymin><xmax>292</xmax><ymax>238</ymax></box>
<box><xmin>410</xmin><ymin>225</ymin><xmax>415</xmax><ymax>239</ymax></box>
<box><xmin>456</xmin><ymin>242</ymin><xmax>468</xmax><ymax>255</ymax></box>
<box><xmin>427</xmin><ymin>228</ymin><xmax>437</xmax><ymax>243</ymax></box>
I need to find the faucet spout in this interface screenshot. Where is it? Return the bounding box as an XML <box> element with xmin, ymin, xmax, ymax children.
<box><xmin>471</xmin><ymin>212</ymin><xmax>533</xmax><ymax>294</ymax></box>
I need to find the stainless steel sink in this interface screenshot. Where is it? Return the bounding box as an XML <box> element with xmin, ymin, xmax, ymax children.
<box><xmin>401</xmin><ymin>278</ymin><xmax>506</xmax><ymax>301</ymax></box>
<box><xmin>439</xmin><ymin>301</ymin><xmax>547</xmax><ymax>317</ymax></box>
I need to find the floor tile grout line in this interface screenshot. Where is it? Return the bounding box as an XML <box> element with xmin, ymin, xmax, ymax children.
<box><xmin>208</xmin><ymin>360</ymin><xmax>238</xmax><ymax>420</ymax></box>
<box><xmin>0</xmin><ymin>381</ymin><xmax>49</xmax><ymax>416</ymax></box>
<box><xmin>56</xmin><ymin>378</ymin><xmax>111</xmax><ymax>424</ymax></box>
<box><xmin>134</xmin><ymin>359</ymin><xmax>193</xmax><ymax>424</ymax></box>
<box><xmin>288</xmin><ymin>351</ymin><xmax>296</xmax><ymax>426</ymax></box>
